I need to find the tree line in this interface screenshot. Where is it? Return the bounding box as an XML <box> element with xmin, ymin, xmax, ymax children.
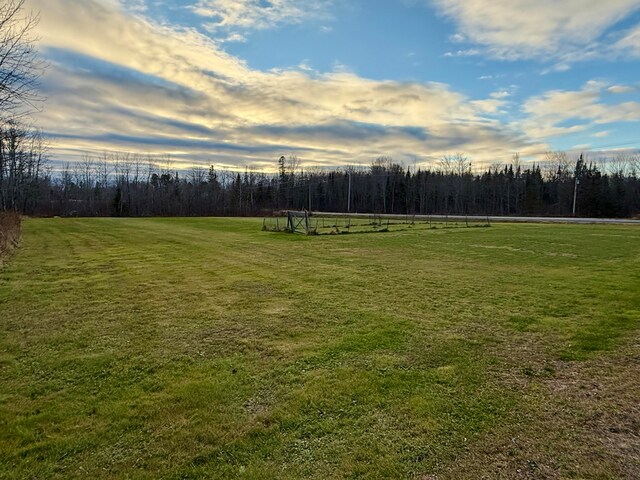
<box><xmin>2</xmin><ymin>149</ymin><xmax>639</xmax><ymax>218</ymax></box>
<box><xmin>1</xmin><ymin>1</ymin><xmax>639</xmax><ymax>219</ymax></box>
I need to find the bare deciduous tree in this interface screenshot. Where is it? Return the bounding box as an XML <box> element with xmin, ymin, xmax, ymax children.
<box><xmin>608</xmin><ymin>153</ymin><xmax>631</xmax><ymax>176</ymax></box>
<box><xmin>0</xmin><ymin>0</ymin><xmax>47</xmax><ymax>212</ymax></box>
<box><xmin>0</xmin><ymin>0</ymin><xmax>44</xmax><ymax>122</ymax></box>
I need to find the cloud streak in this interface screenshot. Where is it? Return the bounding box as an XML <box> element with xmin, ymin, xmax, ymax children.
<box><xmin>192</xmin><ymin>0</ymin><xmax>332</xmax><ymax>34</ymax></box>
<box><xmin>434</xmin><ymin>0</ymin><xmax>640</xmax><ymax>63</ymax></box>
<box><xmin>522</xmin><ymin>80</ymin><xmax>640</xmax><ymax>139</ymax></box>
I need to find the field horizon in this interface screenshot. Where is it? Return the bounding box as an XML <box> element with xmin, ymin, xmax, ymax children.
<box><xmin>1</xmin><ymin>218</ymin><xmax>639</xmax><ymax>479</ymax></box>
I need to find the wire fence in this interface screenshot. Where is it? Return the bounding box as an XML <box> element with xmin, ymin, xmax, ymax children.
<box><xmin>263</xmin><ymin>211</ymin><xmax>490</xmax><ymax>235</ymax></box>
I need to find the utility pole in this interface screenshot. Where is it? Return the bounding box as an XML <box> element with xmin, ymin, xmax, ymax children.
<box><xmin>347</xmin><ymin>171</ymin><xmax>352</xmax><ymax>212</ymax></box>
<box><xmin>308</xmin><ymin>178</ymin><xmax>311</xmax><ymax>212</ymax></box>
<box><xmin>572</xmin><ymin>176</ymin><xmax>579</xmax><ymax>216</ymax></box>
<box><xmin>573</xmin><ymin>153</ymin><xmax>582</xmax><ymax>216</ymax></box>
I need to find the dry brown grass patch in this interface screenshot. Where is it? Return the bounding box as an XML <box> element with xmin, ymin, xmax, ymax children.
<box><xmin>0</xmin><ymin>211</ymin><xmax>21</xmax><ymax>263</ymax></box>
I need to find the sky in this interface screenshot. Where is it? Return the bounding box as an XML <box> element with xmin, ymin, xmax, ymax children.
<box><xmin>25</xmin><ymin>0</ymin><xmax>640</xmax><ymax>171</ymax></box>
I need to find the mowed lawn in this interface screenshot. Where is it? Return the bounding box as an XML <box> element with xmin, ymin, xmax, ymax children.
<box><xmin>1</xmin><ymin>218</ymin><xmax>639</xmax><ymax>479</ymax></box>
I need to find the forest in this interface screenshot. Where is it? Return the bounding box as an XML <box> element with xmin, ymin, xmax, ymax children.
<box><xmin>0</xmin><ymin>0</ymin><xmax>639</xmax><ymax>220</ymax></box>
<box><xmin>1</xmin><ymin>131</ymin><xmax>639</xmax><ymax>218</ymax></box>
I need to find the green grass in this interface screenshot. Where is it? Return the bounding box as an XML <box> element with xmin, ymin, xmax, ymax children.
<box><xmin>1</xmin><ymin>218</ymin><xmax>639</xmax><ymax>479</ymax></box>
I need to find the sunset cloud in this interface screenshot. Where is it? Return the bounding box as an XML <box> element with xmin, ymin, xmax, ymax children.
<box><xmin>21</xmin><ymin>0</ymin><xmax>640</xmax><ymax>171</ymax></box>
<box><xmin>26</xmin><ymin>0</ymin><xmax>551</xmax><ymax>170</ymax></box>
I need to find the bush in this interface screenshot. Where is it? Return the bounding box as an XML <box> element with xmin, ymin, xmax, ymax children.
<box><xmin>0</xmin><ymin>211</ymin><xmax>21</xmax><ymax>262</ymax></box>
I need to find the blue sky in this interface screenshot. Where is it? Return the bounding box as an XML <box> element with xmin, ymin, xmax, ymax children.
<box><xmin>28</xmin><ymin>0</ymin><xmax>640</xmax><ymax>170</ymax></box>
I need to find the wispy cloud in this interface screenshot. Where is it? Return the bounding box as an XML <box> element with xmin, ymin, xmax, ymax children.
<box><xmin>192</xmin><ymin>0</ymin><xmax>332</xmax><ymax>34</ymax></box>
<box><xmin>614</xmin><ymin>23</ymin><xmax>640</xmax><ymax>56</ymax></box>
<box><xmin>219</xmin><ymin>32</ymin><xmax>247</xmax><ymax>43</ymax></box>
<box><xmin>608</xmin><ymin>84</ymin><xmax>636</xmax><ymax>94</ymax></box>
<box><xmin>521</xmin><ymin>80</ymin><xmax>640</xmax><ymax>139</ymax></box>
<box><xmin>593</xmin><ymin>130</ymin><xmax>611</xmax><ymax>138</ymax></box>
<box><xmin>432</xmin><ymin>0</ymin><xmax>640</xmax><ymax>64</ymax></box>
<box><xmin>443</xmin><ymin>48</ymin><xmax>481</xmax><ymax>58</ymax></box>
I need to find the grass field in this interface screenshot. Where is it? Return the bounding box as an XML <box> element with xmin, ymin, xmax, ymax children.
<box><xmin>1</xmin><ymin>218</ymin><xmax>639</xmax><ymax>479</ymax></box>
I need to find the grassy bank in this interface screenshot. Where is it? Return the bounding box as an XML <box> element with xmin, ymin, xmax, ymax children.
<box><xmin>1</xmin><ymin>218</ymin><xmax>638</xmax><ymax>479</ymax></box>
